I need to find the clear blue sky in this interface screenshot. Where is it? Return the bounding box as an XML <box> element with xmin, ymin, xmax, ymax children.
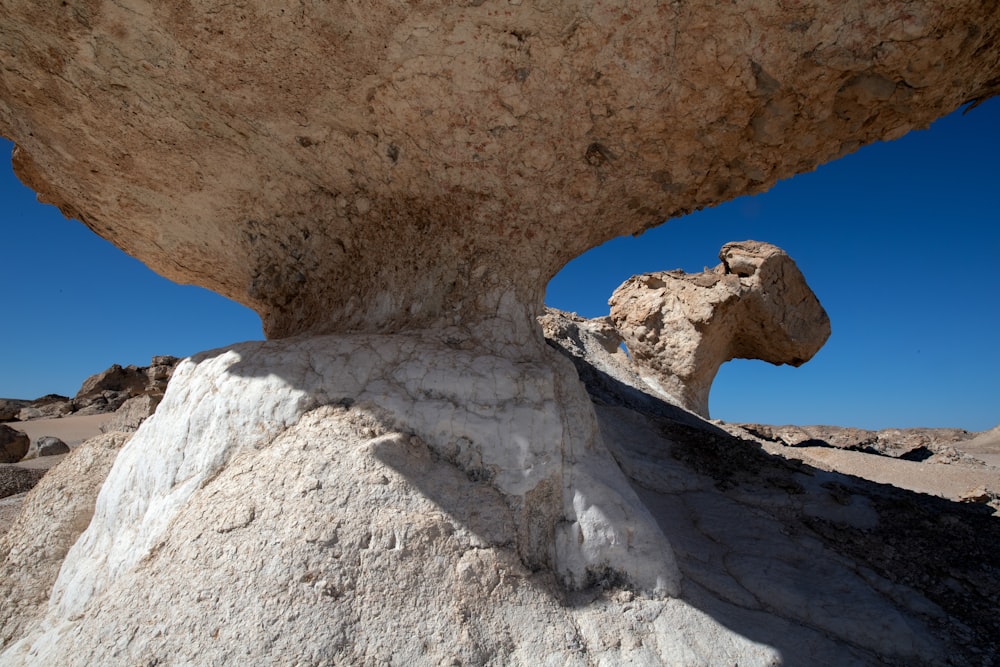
<box><xmin>2</xmin><ymin>99</ymin><xmax>998</xmax><ymax>431</ymax></box>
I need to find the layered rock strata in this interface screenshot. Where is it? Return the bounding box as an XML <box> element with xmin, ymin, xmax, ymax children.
<box><xmin>609</xmin><ymin>241</ymin><xmax>830</xmax><ymax>417</ymax></box>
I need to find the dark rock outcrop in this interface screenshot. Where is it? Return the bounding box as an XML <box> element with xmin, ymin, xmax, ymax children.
<box><xmin>0</xmin><ymin>427</ymin><xmax>29</xmax><ymax>464</ymax></box>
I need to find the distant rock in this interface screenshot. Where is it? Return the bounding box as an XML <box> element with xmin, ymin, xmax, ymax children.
<box><xmin>0</xmin><ymin>401</ymin><xmax>29</xmax><ymax>423</ymax></box>
<box><xmin>15</xmin><ymin>395</ymin><xmax>72</xmax><ymax>422</ymax></box>
<box><xmin>740</xmin><ymin>423</ymin><xmax>982</xmax><ymax>463</ymax></box>
<box><xmin>10</xmin><ymin>358</ymin><xmax>180</xmax><ymax>422</ymax></box>
<box><xmin>609</xmin><ymin>241</ymin><xmax>831</xmax><ymax>417</ymax></box>
<box><xmin>74</xmin><ymin>365</ymin><xmax>148</xmax><ymax>402</ymax></box>
<box><xmin>22</xmin><ymin>437</ymin><xmax>70</xmax><ymax>460</ymax></box>
<box><xmin>99</xmin><ymin>395</ymin><xmax>163</xmax><ymax>434</ymax></box>
<box><xmin>0</xmin><ymin>427</ymin><xmax>29</xmax><ymax>464</ymax></box>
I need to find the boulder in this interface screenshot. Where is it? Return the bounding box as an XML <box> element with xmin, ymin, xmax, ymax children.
<box><xmin>74</xmin><ymin>364</ymin><xmax>148</xmax><ymax>401</ymax></box>
<box><xmin>14</xmin><ymin>395</ymin><xmax>72</xmax><ymax>422</ymax></box>
<box><xmin>64</xmin><ymin>357</ymin><xmax>180</xmax><ymax>416</ymax></box>
<box><xmin>609</xmin><ymin>241</ymin><xmax>831</xmax><ymax>417</ymax></box>
<box><xmin>0</xmin><ymin>427</ymin><xmax>29</xmax><ymax>465</ymax></box>
<box><xmin>0</xmin><ymin>401</ymin><xmax>29</xmax><ymax>423</ymax></box>
<box><xmin>23</xmin><ymin>437</ymin><xmax>70</xmax><ymax>460</ymax></box>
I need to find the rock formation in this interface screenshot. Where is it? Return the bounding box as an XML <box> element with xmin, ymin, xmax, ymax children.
<box><xmin>1</xmin><ymin>0</ymin><xmax>999</xmax><ymax>664</ymax></box>
<box><xmin>0</xmin><ymin>403</ymin><xmax>29</xmax><ymax>424</ymax></box>
<box><xmin>98</xmin><ymin>394</ymin><xmax>163</xmax><ymax>434</ymax></box>
<box><xmin>609</xmin><ymin>241</ymin><xmax>830</xmax><ymax>417</ymax></box>
<box><xmin>1</xmin><ymin>2</ymin><xmax>998</xmax><ymax>342</ymax></box>
<box><xmin>0</xmin><ymin>429</ymin><xmax>28</xmax><ymax>466</ymax></box>
<box><xmin>21</xmin><ymin>437</ymin><xmax>69</xmax><ymax>461</ymax></box>
<box><xmin>0</xmin><ymin>433</ymin><xmax>131</xmax><ymax>647</ymax></box>
<box><xmin>0</xmin><ymin>469</ymin><xmax>45</xmax><ymax>502</ymax></box>
<box><xmin>11</xmin><ymin>357</ymin><xmax>178</xmax><ymax>421</ymax></box>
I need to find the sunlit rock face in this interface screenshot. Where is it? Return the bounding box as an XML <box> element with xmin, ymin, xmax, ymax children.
<box><xmin>0</xmin><ymin>4</ymin><xmax>998</xmax><ymax>663</ymax></box>
<box><xmin>1</xmin><ymin>1</ymin><xmax>998</xmax><ymax>341</ymax></box>
<box><xmin>609</xmin><ymin>241</ymin><xmax>831</xmax><ymax>417</ymax></box>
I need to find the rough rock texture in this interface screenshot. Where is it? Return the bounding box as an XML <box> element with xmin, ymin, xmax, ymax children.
<box><xmin>0</xmin><ymin>402</ymin><xmax>29</xmax><ymax>424</ymax></box>
<box><xmin>0</xmin><ymin>469</ymin><xmax>45</xmax><ymax>502</ymax></box>
<box><xmin>5</xmin><ymin>338</ymin><xmax>1000</xmax><ymax>664</ymax></box>
<box><xmin>2</xmin><ymin>2</ymin><xmax>999</xmax><ymax>663</ymax></box>
<box><xmin>70</xmin><ymin>356</ymin><xmax>178</xmax><ymax>416</ymax></box>
<box><xmin>9</xmin><ymin>358</ymin><xmax>178</xmax><ymax>421</ymax></box>
<box><xmin>0</xmin><ymin>428</ymin><xmax>29</xmax><ymax>465</ymax></box>
<box><xmin>14</xmin><ymin>396</ymin><xmax>71</xmax><ymax>422</ymax></box>
<box><xmin>99</xmin><ymin>394</ymin><xmax>163</xmax><ymax>434</ymax></box>
<box><xmin>0</xmin><ymin>432</ymin><xmax>130</xmax><ymax>648</ymax></box>
<box><xmin>22</xmin><ymin>437</ymin><xmax>69</xmax><ymax>460</ymax></box>
<box><xmin>2</xmin><ymin>2</ymin><xmax>998</xmax><ymax>340</ymax></box>
<box><xmin>610</xmin><ymin>241</ymin><xmax>830</xmax><ymax>417</ymax></box>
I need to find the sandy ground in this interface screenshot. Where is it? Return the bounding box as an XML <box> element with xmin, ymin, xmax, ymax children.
<box><xmin>957</xmin><ymin>426</ymin><xmax>1000</xmax><ymax>468</ymax></box>
<box><xmin>4</xmin><ymin>414</ymin><xmax>109</xmax><ymax>448</ymax></box>
<box><xmin>761</xmin><ymin>442</ymin><xmax>1000</xmax><ymax>500</ymax></box>
<box><xmin>0</xmin><ymin>415</ymin><xmax>109</xmax><ymax>536</ymax></box>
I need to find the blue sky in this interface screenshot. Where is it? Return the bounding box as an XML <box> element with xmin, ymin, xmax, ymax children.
<box><xmin>1</xmin><ymin>98</ymin><xmax>998</xmax><ymax>431</ymax></box>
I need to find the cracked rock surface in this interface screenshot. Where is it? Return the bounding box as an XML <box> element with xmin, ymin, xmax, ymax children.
<box><xmin>4</xmin><ymin>335</ymin><xmax>999</xmax><ymax>665</ymax></box>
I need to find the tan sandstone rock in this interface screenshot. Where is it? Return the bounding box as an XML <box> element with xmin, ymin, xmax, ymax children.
<box><xmin>610</xmin><ymin>241</ymin><xmax>831</xmax><ymax>417</ymax></box>
<box><xmin>1</xmin><ymin>1</ymin><xmax>999</xmax><ymax>664</ymax></box>
<box><xmin>1</xmin><ymin>2</ymin><xmax>998</xmax><ymax>341</ymax></box>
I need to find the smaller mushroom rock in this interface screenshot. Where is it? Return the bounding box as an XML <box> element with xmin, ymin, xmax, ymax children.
<box><xmin>609</xmin><ymin>241</ymin><xmax>830</xmax><ymax>418</ymax></box>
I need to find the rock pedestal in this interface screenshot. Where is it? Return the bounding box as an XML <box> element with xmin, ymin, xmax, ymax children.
<box><xmin>1</xmin><ymin>0</ymin><xmax>999</xmax><ymax>663</ymax></box>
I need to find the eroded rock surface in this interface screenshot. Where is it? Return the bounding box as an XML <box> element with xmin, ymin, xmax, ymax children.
<box><xmin>0</xmin><ymin>432</ymin><xmax>130</xmax><ymax>648</ymax></box>
<box><xmin>609</xmin><ymin>241</ymin><xmax>830</xmax><ymax>416</ymax></box>
<box><xmin>0</xmin><ymin>429</ymin><xmax>28</xmax><ymax>466</ymax></box>
<box><xmin>2</xmin><ymin>2</ymin><xmax>998</xmax><ymax>339</ymax></box>
<box><xmin>2</xmin><ymin>2</ymin><xmax>999</xmax><ymax>664</ymax></box>
<box><xmin>4</xmin><ymin>335</ymin><xmax>999</xmax><ymax>664</ymax></box>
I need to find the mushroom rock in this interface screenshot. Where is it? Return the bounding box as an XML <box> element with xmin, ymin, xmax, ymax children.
<box><xmin>0</xmin><ymin>1</ymin><xmax>998</xmax><ymax>663</ymax></box>
<box><xmin>1</xmin><ymin>1</ymin><xmax>998</xmax><ymax>342</ymax></box>
<box><xmin>610</xmin><ymin>241</ymin><xmax>831</xmax><ymax>417</ymax></box>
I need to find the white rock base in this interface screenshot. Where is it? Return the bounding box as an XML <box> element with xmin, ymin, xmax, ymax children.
<box><xmin>3</xmin><ymin>334</ymin><xmax>704</xmax><ymax>664</ymax></box>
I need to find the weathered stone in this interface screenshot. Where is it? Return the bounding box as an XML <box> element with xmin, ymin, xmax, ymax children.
<box><xmin>74</xmin><ymin>365</ymin><xmax>147</xmax><ymax>403</ymax></box>
<box><xmin>25</xmin><ymin>437</ymin><xmax>70</xmax><ymax>460</ymax></box>
<box><xmin>99</xmin><ymin>394</ymin><xmax>163</xmax><ymax>434</ymax></box>
<box><xmin>0</xmin><ymin>433</ymin><xmax>131</xmax><ymax>648</ymax></box>
<box><xmin>14</xmin><ymin>396</ymin><xmax>72</xmax><ymax>422</ymax></box>
<box><xmin>0</xmin><ymin>427</ymin><xmax>29</xmax><ymax>465</ymax></box>
<box><xmin>0</xmin><ymin>468</ymin><xmax>45</xmax><ymax>501</ymax></box>
<box><xmin>1</xmin><ymin>2</ymin><xmax>997</xmax><ymax>341</ymax></box>
<box><xmin>1</xmin><ymin>2</ymin><xmax>998</xmax><ymax>664</ymax></box>
<box><xmin>67</xmin><ymin>357</ymin><xmax>179</xmax><ymax>416</ymax></box>
<box><xmin>0</xmin><ymin>401</ymin><xmax>29</xmax><ymax>423</ymax></box>
<box><xmin>609</xmin><ymin>241</ymin><xmax>831</xmax><ymax>417</ymax></box>
<box><xmin>6</xmin><ymin>336</ymin><xmax>999</xmax><ymax>664</ymax></box>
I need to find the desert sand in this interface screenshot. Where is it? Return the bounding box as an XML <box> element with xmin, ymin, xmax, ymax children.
<box><xmin>3</xmin><ymin>415</ymin><xmax>108</xmax><ymax>450</ymax></box>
